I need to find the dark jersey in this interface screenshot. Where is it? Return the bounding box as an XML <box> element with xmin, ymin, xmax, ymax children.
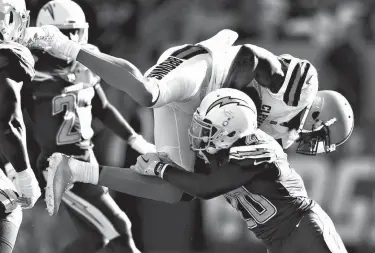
<box><xmin>23</xmin><ymin>50</ymin><xmax>101</xmax><ymax>169</ymax></box>
<box><xmin>0</xmin><ymin>42</ymin><xmax>35</xmax><ymax>83</ymax></box>
<box><xmin>223</xmin><ymin>129</ymin><xmax>315</xmax><ymax>245</ymax></box>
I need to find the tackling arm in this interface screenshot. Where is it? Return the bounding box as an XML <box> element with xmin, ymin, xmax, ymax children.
<box><xmin>162</xmin><ymin>159</ymin><xmax>266</xmax><ymax>200</ymax></box>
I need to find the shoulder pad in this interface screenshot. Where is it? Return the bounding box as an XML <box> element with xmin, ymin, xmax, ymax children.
<box><xmin>229</xmin><ymin>130</ymin><xmax>286</xmax><ymax>163</ymax></box>
<box><xmin>0</xmin><ymin>42</ymin><xmax>35</xmax><ymax>82</ymax></box>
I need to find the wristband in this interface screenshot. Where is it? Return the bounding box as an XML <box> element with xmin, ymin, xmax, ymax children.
<box><xmin>154</xmin><ymin>162</ymin><xmax>169</xmax><ymax>178</ymax></box>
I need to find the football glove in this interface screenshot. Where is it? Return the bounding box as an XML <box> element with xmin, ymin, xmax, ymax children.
<box><xmin>23</xmin><ymin>25</ymin><xmax>82</xmax><ymax>61</ymax></box>
<box><xmin>130</xmin><ymin>153</ymin><xmax>168</xmax><ymax>178</ymax></box>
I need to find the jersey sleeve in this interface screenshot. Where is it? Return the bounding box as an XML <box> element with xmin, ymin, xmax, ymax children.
<box><xmin>0</xmin><ymin>43</ymin><xmax>35</xmax><ymax>83</ymax></box>
<box><xmin>145</xmin><ymin>45</ymin><xmax>210</xmax><ymax>108</ymax></box>
<box><xmin>228</xmin><ymin>130</ymin><xmax>290</xmax><ymax>178</ymax></box>
<box><xmin>277</xmin><ymin>54</ymin><xmax>318</xmax><ymax>108</ymax></box>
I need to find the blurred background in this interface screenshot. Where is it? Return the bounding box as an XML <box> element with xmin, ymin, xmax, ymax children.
<box><xmin>12</xmin><ymin>0</ymin><xmax>375</xmax><ymax>252</ymax></box>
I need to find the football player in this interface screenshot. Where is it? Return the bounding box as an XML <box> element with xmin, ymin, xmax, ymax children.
<box><xmin>44</xmin><ymin>85</ymin><xmax>353</xmax><ymax>224</ymax></box>
<box><xmin>0</xmin><ymin>0</ymin><xmax>41</xmax><ymax>252</ymax></box>
<box><xmin>129</xmin><ymin>88</ymin><xmax>352</xmax><ymax>253</ymax></box>
<box><xmin>17</xmin><ymin>1</ymin><xmax>152</xmax><ymax>252</ymax></box>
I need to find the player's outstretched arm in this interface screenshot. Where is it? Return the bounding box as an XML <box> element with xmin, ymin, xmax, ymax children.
<box><xmin>161</xmin><ymin>160</ymin><xmax>266</xmax><ymax>199</ymax></box>
<box><xmin>77</xmin><ymin>49</ymin><xmax>157</xmax><ymax>107</ymax></box>
<box><xmin>92</xmin><ymin>83</ymin><xmax>156</xmax><ymax>154</ymax></box>
<box><xmin>130</xmin><ymin>153</ymin><xmax>269</xmax><ymax>200</ymax></box>
<box><xmin>25</xmin><ymin>26</ymin><xmax>208</xmax><ymax>108</ymax></box>
<box><xmin>25</xmin><ymin>26</ymin><xmax>156</xmax><ymax>106</ymax></box>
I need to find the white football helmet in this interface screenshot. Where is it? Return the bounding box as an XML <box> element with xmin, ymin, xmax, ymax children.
<box><xmin>36</xmin><ymin>0</ymin><xmax>88</xmax><ymax>44</ymax></box>
<box><xmin>295</xmin><ymin>90</ymin><xmax>354</xmax><ymax>155</ymax></box>
<box><xmin>189</xmin><ymin>88</ymin><xmax>257</xmax><ymax>161</ymax></box>
<box><xmin>0</xmin><ymin>0</ymin><xmax>30</xmax><ymax>43</ymax></box>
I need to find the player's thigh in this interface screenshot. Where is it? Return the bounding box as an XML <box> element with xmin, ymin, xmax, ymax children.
<box><xmin>153</xmin><ymin>107</ymin><xmax>196</xmax><ymax>171</ymax></box>
<box><xmin>0</xmin><ymin>207</ymin><xmax>22</xmax><ymax>253</ymax></box>
<box><xmin>282</xmin><ymin>206</ymin><xmax>347</xmax><ymax>253</ymax></box>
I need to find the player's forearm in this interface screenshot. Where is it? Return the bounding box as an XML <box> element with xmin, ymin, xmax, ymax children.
<box><xmin>0</xmin><ymin>118</ymin><xmax>31</xmax><ymax>172</ymax></box>
<box><xmin>97</xmin><ymin>165</ymin><xmax>186</xmax><ymax>203</ymax></box>
<box><xmin>162</xmin><ymin>162</ymin><xmax>259</xmax><ymax>199</ymax></box>
<box><xmin>97</xmin><ymin>104</ymin><xmax>136</xmax><ymax>140</ymax></box>
<box><xmin>76</xmin><ymin>49</ymin><xmax>157</xmax><ymax>107</ymax></box>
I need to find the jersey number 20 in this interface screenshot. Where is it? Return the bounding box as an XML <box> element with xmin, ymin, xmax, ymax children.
<box><xmin>52</xmin><ymin>93</ymin><xmax>81</xmax><ymax>145</ymax></box>
<box><xmin>225</xmin><ymin>187</ymin><xmax>277</xmax><ymax>229</ymax></box>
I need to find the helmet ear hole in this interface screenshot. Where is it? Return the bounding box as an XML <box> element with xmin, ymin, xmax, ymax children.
<box><xmin>312</xmin><ymin>111</ymin><xmax>320</xmax><ymax>120</ymax></box>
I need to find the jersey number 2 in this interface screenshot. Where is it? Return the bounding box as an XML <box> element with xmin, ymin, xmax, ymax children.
<box><xmin>52</xmin><ymin>93</ymin><xmax>81</xmax><ymax>145</ymax></box>
<box><xmin>225</xmin><ymin>187</ymin><xmax>277</xmax><ymax>229</ymax></box>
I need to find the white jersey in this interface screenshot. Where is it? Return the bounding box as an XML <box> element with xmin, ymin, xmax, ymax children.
<box><xmin>251</xmin><ymin>53</ymin><xmax>318</xmax><ymax>144</ymax></box>
<box><xmin>144</xmin><ymin>45</ymin><xmax>213</xmax><ymax>172</ymax></box>
<box><xmin>144</xmin><ymin>30</ymin><xmax>239</xmax><ymax>172</ymax></box>
<box><xmin>220</xmin><ymin>45</ymin><xmax>318</xmax><ymax>147</ymax></box>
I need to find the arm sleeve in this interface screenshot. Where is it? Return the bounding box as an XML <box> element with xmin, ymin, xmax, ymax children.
<box><xmin>76</xmin><ymin>49</ymin><xmax>156</xmax><ymax>107</ymax></box>
<box><xmin>162</xmin><ymin>159</ymin><xmax>267</xmax><ymax>199</ymax></box>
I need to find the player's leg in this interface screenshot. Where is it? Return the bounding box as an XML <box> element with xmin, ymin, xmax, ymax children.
<box><xmin>0</xmin><ymin>208</ymin><xmax>22</xmax><ymax>253</ymax></box>
<box><xmin>65</xmin><ymin>182</ymin><xmax>138</xmax><ymax>253</ymax></box>
<box><xmin>82</xmin><ymin>151</ymin><xmax>140</xmax><ymax>252</ymax></box>
<box><xmin>272</xmin><ymin>204</ymin><xmax>347</xmax><ymax>253</ymax></box>
<box><xmin>0</xmin><ymin>170</ymin><xmax>23</xmax><ymax>253</ymax></box>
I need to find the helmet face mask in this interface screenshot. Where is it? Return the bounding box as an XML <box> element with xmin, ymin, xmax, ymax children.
<box><xmin>189</xmin><ymin>113</ymin><xmax>238</xmax><ymax>156</ymax></box>
<box><xmin>296</xmin><ymin>120</ymin><xmax>335</xmax><ymax>155</ymax></box>
<box><xmin>295</xmin><ymin>90</ymin><xmax>354</xmax><ymax>155</ymax></box>
<box><xmin>60</xmin><ymin>27</ymin><xmax>87</xmax><ymax>44</ymax></box>
<box><xmin>0</xmin><ymin>1</ymin><xmax>29</xmax><ymax>43</ymax></box>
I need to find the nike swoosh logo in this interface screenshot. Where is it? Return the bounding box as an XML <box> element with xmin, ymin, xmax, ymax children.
<box><xmin>306</xmin><ymin>75</ymin><xmax>313</xmax><ymax>85</ymax></box>
<box><xmin>254</xmin><ymin>160</ymin><xmax>265</xmax><ymax>165</ymax></box>
<box><xmin>141</xmin><ymin>156</ymin><xmax>149</xmax><ymax>163</ymax></box>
